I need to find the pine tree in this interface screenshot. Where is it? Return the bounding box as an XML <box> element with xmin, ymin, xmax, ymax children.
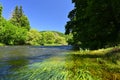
<box><xmin>0</xmin><ymin>4</ymin><xmax>3</xmax><ymax>27</ymax></box>
<box><xmin>19</xmin><ymin>6</ymin><xmax>23</xmax><ymax>17</ymax></box>
<box><xmin>0</xmin><ymin>4</ymin><xmax>2</xmax><ymax>18</ymax></box>
<box><xmin>10</xmin><ymin>5</ymin><xmax>30</xmax><ymax>30</ymax></box>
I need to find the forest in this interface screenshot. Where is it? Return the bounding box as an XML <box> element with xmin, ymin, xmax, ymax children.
<box><xmin>0</xmin><ymin>4</ymin><xmax>69</xmax><ymax>46</ymax></box>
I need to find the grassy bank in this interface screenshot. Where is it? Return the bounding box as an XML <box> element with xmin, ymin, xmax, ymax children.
<box><xmin>7</xmin><ymin>47</ymin><xmax>120</xmax><ymax>80</ymax></box>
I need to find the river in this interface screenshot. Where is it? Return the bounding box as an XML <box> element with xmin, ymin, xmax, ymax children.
<box><xmin>0</xmin><ymin>46</ymin><xmax>72</xmax><ymax>79</ymax></box>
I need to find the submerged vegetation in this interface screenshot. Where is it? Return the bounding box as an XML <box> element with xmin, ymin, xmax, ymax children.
<box><xmin>4</xmin><ymin>47</ymin><xmax>120</xmax><ymax>80</ymax></box>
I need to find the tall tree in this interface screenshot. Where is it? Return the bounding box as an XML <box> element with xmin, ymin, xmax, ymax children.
<box><xmin>19</xmin><ymin>6</ymin><xmax>23</xmax><ymax>17</ymax></box>
<box><xmin>65</xmin><ymin>9</ymin><xmax>76</xmax><ymax>35</ymax></box>
<box><xmin>66</xmin><ymin>0</ymin><xmax>120</xmax><ymax>49</ymax></box>
<box><xmin>10</xmin><ymin>6</ymin><xmax>30</xmax><ymax>30</ymax></box>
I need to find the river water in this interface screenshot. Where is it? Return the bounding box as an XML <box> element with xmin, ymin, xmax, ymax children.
<box><xmin>0</xmin><ymin>46</ymin><xmax>72</xmax><ymax>79</ymax></box>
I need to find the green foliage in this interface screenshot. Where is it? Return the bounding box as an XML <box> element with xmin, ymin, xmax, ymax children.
<box><xmin>0</xmin><ymin>43</ymin><xmax>5</xmax><ymax>46</ymax></box>
<box><xmin>65</xmin><ymin>9</ymin><xmax>76</xmax><ymax>35</ymax></box>
<box><xmin>26</xmin><ymin>29</ymin><xmax>42</xmax><ymax>45</ymax></box>
<box><xmin>0</xmin><ymin>4</ymin><xmax>28</xmax><ymax>45</ymax></box>
<box><xmin>65</xmin><ymin>8</ymin><xmax>76</xmax><ymax>46</ymax></box>
<box><xmin>41</xmin><ymin>31</ymin><xmax>67</xmax><ymax>45</ymax></box>
<box><xmin>52</xmin><ymin>31</ymin><xmax>66</xmax><ymax>37</ymax></box>
<box><xmin>9</xmin><ymin>6</ymin><xmax>30</xmax><ymax>30</ymax></box>
<box><xmin>0</xmin><ymin>4</ymin><xmax>2</xmax><ymax>17</ymax></box>
<box><xmin>0</xmin><ymin>4</ymin><xmax>3</xmax><ymax>27</ymax></box>
<box><xmin>0</xmin><ymin>4</ymin><xmax>67</xmax><ymax>46</ymax></box>
<box><xmin>66</xmin><ymin>0</ymin><xmax>120</xmax><ymax>50</ymax></box>
<box><xmin>20</xmin><ymin>15</ymin><xmax>30</xmax><ymax>30</ymax></box>
<box><xmin>0</xmin><ymin>19</ymin><xmax>27</xmax><ymax>45</ymax></box>
<box><xmin>41</xmin><ymin>31</ymin><xmax>56</xmax><ymax>44</ymax></box>
<box><xmin>25</xmin><ymin>30</ymin><xmax>67</xmax><ymax>46</ymax></box>
<box><xmin>55</xmin><ymin>36</ymin><xmax>66</xmax><ymax>44</ymax></box>
<box><xmin>13</xmin><ymin>27</ymin><xmax>27</xmax><ymax>45</ymax></box>
<box><xmin>65</xmin><ymin>33</ymin><xmax>73</xmax><ymax>45</ymax></box>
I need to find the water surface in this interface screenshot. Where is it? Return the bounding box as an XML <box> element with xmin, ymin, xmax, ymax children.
<box><xmin>0</xmin><ymin>46</ymin><xmax>72</xmax><ymax>79</ymax></box>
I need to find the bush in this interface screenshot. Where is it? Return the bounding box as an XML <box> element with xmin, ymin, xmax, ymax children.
<box><xmin>0</xmin><ymin>20</ymin><xmax>27</xmax><ymax>45</ymax></box>
<box><xmin>25</xmin><ymin>29</ymin><xmax>42</xmax><ymax>45</ymax></box>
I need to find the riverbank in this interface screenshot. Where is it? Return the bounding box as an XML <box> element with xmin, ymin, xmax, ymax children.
<box><xmin>0</xmin><ymin>43</ymin><xmax>68</xmax><ymax>47</ymax></box>
<box><xmin>4</xmin><ymin>46</ymin><xmax>120</xmax><ymax>80</ymax></box>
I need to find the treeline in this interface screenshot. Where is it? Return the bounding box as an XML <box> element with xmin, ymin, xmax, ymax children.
<box><xmin>65</xmin><ymin>0</ymin><xmax>120</xmax><ymax>50</ymax></box>
<box><xmin>26</xmin><ymin>30</ymin><xmax>67</xmax><ymax>45</ymax></box>
<box><xmin>0</xmin><ymin>4</ymin><xmax>67</xmax><ymax>46</ymax></box>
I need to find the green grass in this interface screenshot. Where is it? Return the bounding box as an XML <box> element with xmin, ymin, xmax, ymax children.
<box><xmin>7</xmin><ymin>47</ymin><xmax>120</xmax><ymax>80</ymax></box>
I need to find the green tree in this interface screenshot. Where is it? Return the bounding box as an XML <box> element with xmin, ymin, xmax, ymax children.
<box><xmin>41</xmin><ymin>32</ymin><xmax>56</xmax><ymax>44</ymax></box>
<box><xmin>65</xmin><ymin>8</ymin><xmax>76</xmax><ymax>46</ymax></box>
<box><xmin>26</xmin><ymin>29</ymin><xmax>42</xmax><ymax>45</ymax></box>
<box><xmin>66</xmin><ymin>0</ymin><xmax>120</xmax><ymax>50</ymax></box>
<box><xmin>13</xmin><ymin>27</ymin><xmax>27</xmax><ymax>45</ymax></box>
<box><xmin>0</xmin><ymin>4</ymin><xmax>28</xmax><ymax>45</ymax></box>
<box><xmin>53</xmin><ymin>32</ymin><xmax>67</xmax><ymax>44</ymax></box>
<box><xmin>10</xmin><ymin>6</ymin><xmax>19</xmax><ymax>26</ymax></box>
<box><xmin>55</xmin><ymin>36</ymin><xmax>66</xmax><ymax>44</ymax></box>
<box><xmin>65</xmin><ymin>9</ymin><xmax>76</xmax><ymax>34</ymax></box>
<box><xmin>65</xmin><ymin>33</ymin><xmax>73</xmax><ymax>45</ymax></box>
<box><xmin>0</xmin><ymin>19</ymin><xmax>27</xmax><ymax>45</ymax></box>
<box><xmin>0</xmin><ymin>4</ymin><xmax>2</xmax><ymax>18</ymax></box>
<box><xmin>0</xmin><ymin>4</ymin><xmax>3</xmax><ymax>27</ymax></box>
<box><xmin>20</xmin><ymin>15</ymin><xmax>30</xmax><ymax>30</ymax></box>
<box><xmin>9</xmin><ymin>6</ymin><xmax>30</xmax><ymax>30</ymax></box>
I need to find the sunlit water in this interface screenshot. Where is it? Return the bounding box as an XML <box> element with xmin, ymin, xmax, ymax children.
<box><xmin>0</xmin><ymin>46</ymin><xmax>72</xmax><ymax>79</ymax></box>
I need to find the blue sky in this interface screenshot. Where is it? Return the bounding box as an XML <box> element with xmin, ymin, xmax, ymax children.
<box><xmin>0</xmin><ymin>0</ymin><xmax>74</xmax><ymax>33</ymax></box>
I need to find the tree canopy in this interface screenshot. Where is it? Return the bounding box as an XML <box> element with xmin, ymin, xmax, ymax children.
<box><xmin>66</xmin><ymin>0</ymin><xmax>120</xmax><ymax>50</ymax></box>
<box><xmin>9</xmin><ymin>6</ymin><xmax>30</xmax><ymax>30</ymax></box>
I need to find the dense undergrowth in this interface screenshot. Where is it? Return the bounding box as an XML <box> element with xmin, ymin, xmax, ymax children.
<box><xmin>5</xmin><ymin>47</ymin><xmax>120</xmax><ymax>80</ymax></box>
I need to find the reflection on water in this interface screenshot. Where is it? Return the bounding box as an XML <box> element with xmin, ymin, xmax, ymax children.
<box><xmin>0</xmin><ymin>46</ymin><xmax>72</xmax><ymax>79</ymax></box>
